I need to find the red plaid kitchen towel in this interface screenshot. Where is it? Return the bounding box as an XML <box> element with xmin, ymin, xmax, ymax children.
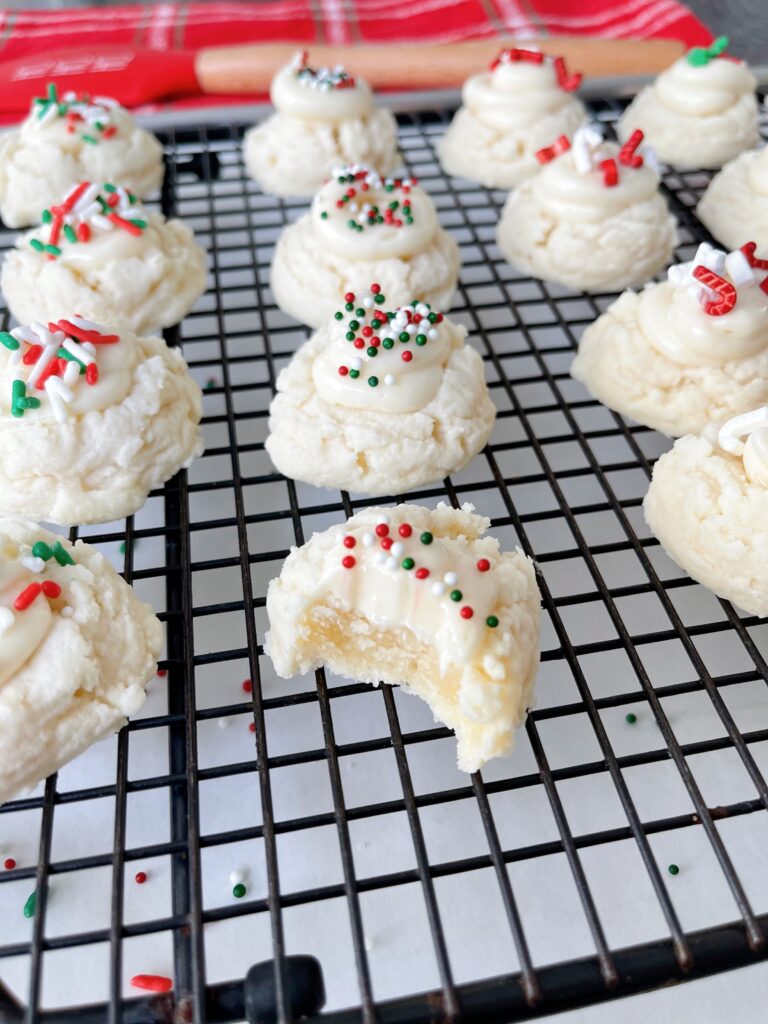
<box><xmin>0</xmin><ymin>0</ymin><xmax>712</xmax><ymax>56</ymax></box>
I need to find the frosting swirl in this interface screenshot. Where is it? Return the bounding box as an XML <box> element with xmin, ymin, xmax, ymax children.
<box><xmin>312</xmin><ymin>167</ymin><xmax>437</xmax><ymax>259</ymax></box>
<box><xmin>312</xmin><ymin>289</ymin><xmax>458</xmax><ymax>414</ymax></box>
<box><xmin>23</xmin><ymin>83</ymin><xmax>123</xmax><ymax>146</ymax></box>
<box><xmin>654</xmin><ymin>56</ymin><xmax>756</xmax><ymax>117</ymax></box>
<box><xmin>463</xmin><ymin>57</ymin><xmax>577</xmax><ymax>130</ymax></box>
<box><xmin>718</xmin><ymin>407</ymin><xmax>768</xmax><ymax>486</ymax></box>
<box><xmin>271</xmin><ymin>54</ymin><xmax>372</xmax><ymax>122</ymax></box>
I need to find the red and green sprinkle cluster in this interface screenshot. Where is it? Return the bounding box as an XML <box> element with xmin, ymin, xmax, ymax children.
<box><xmin>33</xmin><ymin>82</ymin><xmax>119</xmax><ymax>144</ymax></box>
<box><xmin>321</xmin><ymin>168</ymin><xmax>417</xmax><ymax>232</ymax></box>
<box><xmin>293</xmin><ymin>51</ymin><xmax>357</xmax><ymax>90</ymax></box>
<box><xmin>0</xmin><ymin>540</ymin><xmax>75</xmax><ymax>637</ymax></box>
<box><xmin>340</xmin><ymin>515</ymin><xmax>499</xmax><ymax>629</ymax></box>
<box><xmin>333</xmin><ymin>285</ymin><xmax>443</xmax><ymax>388</ymax></box>
<box><xmin>32</xmin><ymin>181</ymin><xmax>146</xmax><ymax>260</ymax></box>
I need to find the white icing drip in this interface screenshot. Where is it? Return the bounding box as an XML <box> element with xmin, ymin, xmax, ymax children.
<box><xmin>654</xmin><ymin>56</ymin><xmax>755</xmax><ymax>117</ymax></box>
<box><xmin>0</xmin><ymin>548</ymin><xmax>54</xmax><ymax>687</ymax></box>
<box><xmin>531</xmin><ymin>141</ymin><xmax>659</xmax><ymax>222</ymax></box>
<box><xmin>271</xmin><ymin>58</ymin><xmax>372</xmax><ymax>122</ymax></box>
<box><xmin>312</xmin><ymin>167</ymin><xmax>437</xmax><ymax>259</ymax></box>
<box><xmin>462</xmin><ymin>56</ymin><xmax>577</xmax><ymax>130</ymax></box>
<box><xmin>316</xmin><ymin>511</ymin><xmax>499</xmax><ymax>671</ymax></box>
<box><xmin>718</xmin><ymin>407</ymin><xmax>768</xmax><ymax>485</ymax></box>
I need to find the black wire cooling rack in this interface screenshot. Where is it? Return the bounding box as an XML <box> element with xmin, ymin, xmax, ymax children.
<box><xmin>2</xmin><ymin>96</ymin><xmax>768</xmax><ymax>1024</ymax></box>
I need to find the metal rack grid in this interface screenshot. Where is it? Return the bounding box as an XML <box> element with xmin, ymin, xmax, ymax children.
<box><xmin>2</xmin><ymin>97</ymin><xmax>768</xmax><ymax>1023</ymax></box>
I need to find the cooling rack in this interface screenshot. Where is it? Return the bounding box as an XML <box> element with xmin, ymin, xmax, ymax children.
<box><xmin>1</xmin><ymin>95</ymin><xmax>768</xmax><ymax>1024</ymax></box>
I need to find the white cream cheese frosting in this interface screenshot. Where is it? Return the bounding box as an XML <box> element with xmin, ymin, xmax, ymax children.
<box><xmin>271</xmin><ymin>52</ymin><xmax>372</xmax><ymax>122</ymax></box>
<box><xmin>697</xmin><ymin>147</ymin><xmax>768</xmax><ymax>252</ymax></box>
<box><xmin>0</xmin><ymin>84</ymin><xmax>164</xmax><ymax>228</ymax></box>
<box><xmin>439</xmin><ymin>47</ymin><xmax>586</xmax><ymax>188</ymax></box>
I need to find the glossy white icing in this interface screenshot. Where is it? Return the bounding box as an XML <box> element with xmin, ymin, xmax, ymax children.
<box><xmin>316</xmin><ymin>511</ymin><xmax>499</xmax><ymax>671</ymax></box>
<box><xmin>271</xmin><ymin>55</ymin><xmax>372</xmax><ymax>122</ymax></box>
<box><xmin>654</xmin><ymin>56</ymin><xmax>755</xmax><ymax>117</ymax></box>
<box><xmin>312</xmin><ymin>167</ymin><xmax>437</xmax><ymax>259</ymax></box>
<box><xmin>22</xmin><ymin>88</ymin><xmax>123</xmax><ymax>145</ymax></box>
<box><xmin>718</xmin><ymin>406</ymin><xmax>768</xmax><ymax>485</ymax></box>
<box><xmin>463</xmin><ymin>57</ymin><xmax>575</xmax><ymax>130</ymax></box>
<box><xmin>0</xmin><ymin>547</ymin><xmax>54</xmax><ymax>687</ymax></box>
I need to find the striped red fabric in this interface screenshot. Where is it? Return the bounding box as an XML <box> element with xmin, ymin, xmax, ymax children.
<box><xmin>0</xmin><ymin>0</ymin><xmax>711</xmax><ymax>58</ymax></box>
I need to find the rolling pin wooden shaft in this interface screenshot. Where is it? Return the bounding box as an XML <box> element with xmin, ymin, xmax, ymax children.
<box><xmin>196</xmin><ymin>37</ymin><xmax>686</xmax><ymax>94</ymax></box>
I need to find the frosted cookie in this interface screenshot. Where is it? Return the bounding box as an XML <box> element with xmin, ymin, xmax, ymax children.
<box><xmin>439</xmin><ymin>47</ymin><xmax>586</xmax><ymax>189</ymax></box>
<box><xmin>571</xmin><ymin>242</ymin><xmax>768</xmax><ymax>436</ymax></box>
<box><xmin>619</xmin><ymin>38</ymin><xmax>759</xmax><ymax>170</ymax></box>
<box><xmin>0</xmin><ymin>317</ymin><xmax>203</xmax><ymax>525</ymax></box>
<box><xmin>644</xmin><ymin>408</ymin><xmax>768</xmax><ymax>616</ymax></box>
<box><xmin>244</xmin><ymin>52</ymin><xmax>399</xmax><ymax>197</ymax></box>
<box><xmin>266</xmin><ymin>285</ymin><xmax>496</xmax><ymax>495</ymax></box>
<box><xmin>0</xmin><ymin>83</ymin><xmax>163</xmax><ymax>229</ymax></box>
<box><xmin>271</xmin><ymin>166</ymin><xmax>459</xmax><ymax>327</ymax></box>
<box><xmin>266</xmin><ymin>503</ymin><xmax>540</xmax><ymax>773</ymax></box>
<box><xmin>2</xmin><ymin>182</ymin><xmax>206</xmax><ymax>334</ymax></box>
<box><xmin>698</xmin><ymin>147</ymin><xmax>768</xmax><ymax>251</ymax></box>
<box><xmin>496</xmin><ymin>126</ymin><xmax>677</xmax><ymax>292</ymax></box>
<box><xmin>0</xmin><ymin>518</ymin><xmax>162</xmax><ymax>804</ymax></box>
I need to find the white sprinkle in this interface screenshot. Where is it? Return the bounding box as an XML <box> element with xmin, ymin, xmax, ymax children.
<box><xmin>39</xmin><ymin>103</ymin><xmax>58</xmax><ymax>126</ymax></box>
<box><xmin>70</xmin><ymin>315</ymin><xmax>106</xmax><ymax>332</ymax></box>
<box><xmin>444</xmin><ymin>572</ymin><xmax>458</xmax><ymax>585</ymax></box>
<box><xmin>725</xmin><ymin>250</ymin><xmax>755</xmax><ymax>286</ymax></box>
<box><xmin>0</xmin><ymin>607</ymin><xmax>15</xmax><ymax>636</ymax></box>
<box><xmin>416</xmin><ymin>303</ymin><xmax>430</xmax><ymax>317</ymax></box>
<box><xmin>351</xmin><ymin>357</ymin><xmax>363</xmax><ymax>371</ymax></box>
<box><xmin>229</xmin><ymin>869</ymin><xmax>246</xmax><ymax>885</ymax></box>
<box><xmin>362</xmin><ymin>297</ymin><xmax>373</xmax><ymax>308</ymax></box>
<box><xmin>72</xmin><ymin>183</ymin><xmax>101</xmax><ymax>215</ymax></box>
<box><xmin>218</xmin><ymin>717</ymin><xmax>229</xmax><ymax>729</ymax></box>
<box><xmin>362</xmin><ymin>532</ymin><xmax>375</xmax><ymax>547</ymax></box>
<box><xmin>60</xmin><ymin>606</ymin><xmax>74</xmax><ymax>619</ymax></box>
<box><xmin>391</xmin><ymin>542</ymin><xmax>404</xmax><ymax>557</ymax></box>
<box><xmin>21</xmin><ymin>556</ymin><xmax>46</xmax><ymax>574</ymax></box>
<box><xmin>30</xmin><ymin>322</ymin><xmax>54</xmax><ymax>347</ymax></box>
<box><xmin>45</xmin><ymin>376</ymin><xmax>74</xmax><ymax>422</ymax></box>
<box><xmin>384</xmin><ymin>374</ymin><xmax>395</xmax><ymax>386</ymax></box>
<box><xmin>386</xmin><ymin>555</ymin><xmax>398</xmax><ymax>571</ymax></box>
<box><xmin>62</xmin><ymin>338</ymin><xmax>95</xmax><ymax>366</ymax></box>
<box><xmin>63</xmin><ymin>361</ymin><xmax>80</xmax><ymax>387</ymax></box>
<box><xmin>27</xmin><ymin>344</ymin><xmax>56</xmax><ymax>388</ymax></box>
<box><xmin>91</xmin><ymin>213</ymin><xmax>112</xmax><ymax>231</ymax></box>
<box><xmin>376</xmin><ymin>514</ymin><xmax>390</xmax><ymax>525</ymax></box>
<box><xmin>431</xmin><ymin>581</ymin><xmax>445</xmax><ymax>597</ymax></box>
<box><xmin>374</xmin><ymin>550</ymin><xmax>388</xmax><ymax>565</ymax></box>
<box><xmin>93</xmin><ymin>95</ymin><xmax>119</xmax><ymax>109</ymax></box>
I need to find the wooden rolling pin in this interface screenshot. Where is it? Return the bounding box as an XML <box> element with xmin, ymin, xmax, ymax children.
<box><xmin>0</xmin><ymin>37</ymin><xmax>685</xmax><ymax>114</ymax></box>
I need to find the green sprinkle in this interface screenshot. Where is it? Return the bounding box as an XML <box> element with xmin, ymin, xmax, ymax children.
<box><xmin>334</xmin><ymin>311</ymin><xmax>343</xmax><ymax>320</ymax></box>
<box><xmin>349</xmin><ymin>369</ymin><xmax>360</xmax><ymax>379</ymax></box>
<box><xmin>367</xmin><ymin>376</ymin><xmax>378</xmax><ymax>387</ymax></box>
<box><xmin>450</xmin><ymin>589</ymin><xmax>462</xmax><ymax>602</ymax></box>
<box><xmin>42</xmin><ymin>209</ymin><xmax>52</xmax><ymax>224</ymax></box>
<box><xmin>47</xmin><ymin>82</ymin><xmax>57</xmax><ymax>102</ymax></box>
<box><xmin>375</xmin><ymin>295</ymin><xmax>385</xmax><ymax>305</ymax></box>
<box><xmin>119</xmin><ymin>541</ymin><xmax>126</xmax><ymax>555</ymax></box>
<box><xmin>402</xmin><ymin>557</ymin><xmax>415</xmax><ymax>570</ymax></box>
<box><xmin>29</xmin><ymin>239</ymin><xmax>45</xmax><ymax>253</ymax></box>
<box><xmin>668</xmin><ymin>864</ymin><xmax>680</xmax><ymax>876</ymax></box>
<box><xmin>94</xmin><ymin>121</ymin><xmax>104</xmax><ymax>132</ymax></box>
<box><xmin>345</xmin><ymin>302</ymin><xmax>354</xmax><ymax>312</ymax></box>
<box><xmin>11</xmin><ymin>380</ymin><xmax>26</xmax><ymax>418</ymax></box>
<box><xmin>347</xmin><ymin>219</ymin><xmax>357</xmax><ymax>229</ymax></box>
<box><xmin>345</xmin><ymin>332</ymin><xmax>356</xmax><ymax>342</ymax></box>
<box><xmin>349</xmin><ymin>321</ymin><xmax>360</xmax><ymax>330</ymax></box>
<box><xmin>23</xmin><ymin>890</ymin><xmax>38</xmax><ymax>919</ymax></box>
<box><xmin>52</xmin><ymin>541</ymin><xmax>74</xmax><ymax>567</ymax></box>
<box><xmin>415</xmin><ymin>334</ymin><xmax>427</xmax><ymax>346</ymax></box>
<box><xmin>103</xmin><ymin>183</ymin><xmax>117</xmax><ymax>193</ymax></box>
<box><xmin>428</xmin><ymin>312</ymin><xmax>438</xmax><ymax>323</ymax></box>
<box><xmin>382</xmin><ymin>339</ymin><xmax>394</xmax><ymax>349</ymax></box>
<box><xmin>420</xmin><ymin>531</ymin><xmax>433</xmax><ymax>545</ymax></box>
<box><xmin>81</xmin><ymin>134</ymin><xmax>98</xmax><ymax>145</ymax></box>
<box><xmin>43</xmin><ymin>244</ymin><xmax>62</xmax><ymax>256</ymax></box>
<box><xmin>32</xmin><ymin>542</ymin><xmax>52</xmax><ymax>561</ymax></box>
<box><xmin>399</xmin><ymin>332</ymin><xmax>409</xmax><ymax>343</ymax></box>
<box><xmin>625</xmin><ymin>712</ymin><xmax>637</xmax><ymax>725</ymax></box>
<box><xmin>130</xmin><ymin>219</ymin><xmax>147</xmax><ymax>229</ymax></box>
<box><xmin>366</xmin><ymin>347</ymin><xmax>377</xmax><ymax>358</ymax></box>
<box><xmin>232</xmin><ymin>883</ymin><xmax>246</xmax><ymax>899</ymax></box>
<box><xmin>486</xmin><ymin>615</ymin><xmax>499</xmax><ymax>628</ymax></box>
<box><xmin>356</xmin><ymin>308</ymin><xmax>365</xmax><ymax>317</ymax></box>
<box><xmin>320</xmin><ymin>211</ymin><xmax>328</xmax><ymax>219</ymax></box>
<box><xmin>0</xmin><ymin>332</ymin><xmax>19</xmax><ymax>351</ymax></box>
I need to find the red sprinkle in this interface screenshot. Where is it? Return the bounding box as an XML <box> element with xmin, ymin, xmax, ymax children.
<box><xmin>55</xmin><ymin>320</ymin><xmax>119</xmax><ymax>345</ymax></box>
<box><xmin>23</xmin><ymin>345</ymin><xmax>42</xmax><ymax>365</ymax></box>
<box><xmin>249</xmin><ymin>723</ymin><xmax>256</xmax><ymax>733</ymax></box>
<box><xmin>108</xmin><ymin>212</ymin><xmax>142</xmax><ymax>236</ymax></box>
<box><xmin>460</xmin><ymin>607</ymin><xmax>474</xmax><ymax>619</ymax></box>
<box><xmin>86</xmin><ymin>363</ymin><xmax>99</xmax><ymax>386</ymax></box>
<box><xmin>415</xmin><ymin>568</ymin><xmax>430</xmax><ymax>580</ymax></box>
<box><xmin>740</xmin><ymin>242</ymin><xmax>768</xmax><ymax>271</ymax></box>
<box><xmin>375</xmin><ymin>523</ymin><xmax>389</xmax><ymax>537</ymax></box>
<box><xmin>344</xmin><ymin>292</ymin><xmax>355</xmax><ymax>303</ymax></box>
<box><xmin>380</xmin><ymin>536</ymin><xmax>393</xmax><ymax>550</ymax></box>
<box><xmin>14</xmin><ymin>583</ymin><xmax>42</xmax><ymax>611</ymax></box>
<box><xmin>370</xmin><ymin>283</ymin><xmax>381</xmax><ymax>294</ymax></box>
<box><xmin>599</xmin><ymin>158</ymin><xmax>618</xmax><ymax>187</ymax></box>
<box><xmin>342</xmin><ymin>555</ymin><xmax>356</xmax><ymax>569</ymax></box>
<box><xmin>343</xmin><ymin>536</ymin><xmax>356</xmax><ymax>548</ymax></box>
<box><xmin>535</xmin><ymin>134</ymin><xmax>571</xmax><ymax>165</ymax></box>
<box><xmin>402</xmin><ymin>351</ymin><xmax>413</xmax><ymax>362</ymax></box>
<box><xmin>619</xmin><ymin>129</ymin><xmax>645</xmax><ymax>168</ymax></box>
<box><xmin>554</xmin><ymin>55</ymin><xmax>582</xmax><ymax>92</ymax></box>
<box><xmin>134</xmin><ymin>871</ymin><xmax>147</xmax><ymax>884</ymax></box>
<box><xmin>77</xmin><ymin>222</ymin><xmax>91</xmax><ymax>243</ymax></box>
<box><xmin>242</xmin><ymin>679</ymin><xmax>253</xmax><ymax>693</ymax></box>
<box><xmin>130</xmin><ymin>975</ymin><xmax>173</xmax><ymax>994</ymax></box>
<box><xmin>354</xmin><ymin>338</ymin><xmax>365</xmax><ymax>349</ymax></box>
<box><xmin>477</xmin><ymin>559</ymin><xmax>491</xmax><ymax>572</ymax></box>
<box><xmin>398</xmin><ymin>524</ymin><xmax>412</xmax><ymax>538</ymax></box>
<box><xmin>42</xmin><ymin>581</ymin><xmax>61</xmax><ymax>599</ymax></box>
<box><xmin>362</xmin><ymin>326</ymin><xmax>373</xmax><ymax>337</ymax></box>
<box><xmin>3</xmin><ymin>858</ymin><xmax>16</xmax><ymax>870</ymax></box>
<box><xmin>693</xmin><ymin>265</ymin><xmax>737</xmax><ymax>316</ymax></box>
<box><xmin>102</xmin><ymin>126</ymin><xmax>117</xmax><ymax>140</ymax></box>
<box><xmin>338</xmin><ymin>365</ymin><xmax>349</xmax><ymax>376</ymax></box>
<box><xmin>157</xmin><ymin>669</ymin><xmax>168</xmax><ymax>677</ymax></box>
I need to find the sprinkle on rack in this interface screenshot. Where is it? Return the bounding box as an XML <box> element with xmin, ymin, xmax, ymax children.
<box><xmin>33</xmin><ymin>182</ymin><xmax>147</xmax><ymax>260</ymax></box>
<box><xmin>32</xmin><ymin>83</ymin><xmax>120</xmax><ymax>144</ymax></box>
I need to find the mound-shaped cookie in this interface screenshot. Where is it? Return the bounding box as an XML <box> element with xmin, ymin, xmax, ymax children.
<box><xmin>266</xmin><ymin>503</ymin><xmax>541</xmax><ymax>773</ymax></box>
<box><xmin>271</xmin><ymin>166</ymin><xmax>459</xmax><ymax>326</ymax></box>
<box><xmin>698</xmin><ymin>147</ymin><xmax>768</xmax><ymax>252</ymax></box>
<box><xmin>266</xmin><ymin>287</ymin><xmax>496</xmax><ymax>494</ymax></box>
<box><xmin>0</xmin><ymin>83</ymin><xmax>163</xmax><ymax>228</ymax></box>
<box><xmin>2</xmin><ymin>182</ymin><xmax>206</xmax><ymax>334</ymax></box>
<box><xmin>0</xmin><ymin>519</ymin><xmax>162</xmax><ymax>804</ymax></box>
<box><xmin>245</xmin><ymin>53</ymin><xmax>399</xmax><ymax>197</ymax></box>
<box><xmin>0</xmin><ymin>317</ymin><xmax>203</xmax><ymax>524</ymax></box>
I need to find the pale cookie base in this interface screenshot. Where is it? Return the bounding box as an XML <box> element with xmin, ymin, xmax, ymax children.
<box><xmin>0</xmin><ymin>519</ymin><xmax>162</xmax><ymax>804</ymax></box>
<box><xmin>271</xmin><ymin>214</ymin><xmax>460</xmax><ymax>327</ymax></box>
<box><xmin>438</xmin><ymin>102</ymin><xmax>586</xmax><ymax>189</ymax></box>
<box><xmin>618</xmin><ymin>88</ymin><xmax>760</xmax><ymax>170</ymax></box>
<box><xmin>0</xmin><ymin>335</ymin><xmax>204</xmax><ymax>525</ymax></box>
<box><xmin>496</xmin><ymin>186</ymin><xmax>677</xmax><ymax>293</ymax></box>
<box><xmin>697</xmin><ymin>149</ymin><xmax>768</xmax><ymax>252</ymax></box>
<box><xmin>266</xmin><ymin>503</ymin><xmax>540</xmax><ymax>773</ymax></box>
<box><xmin>266</xmin><ymin>323</ymin><xmax>496</xmax><ymax>494</ymax></box>
<box><xmin>570</xmin><ymin>289</ymin><xmax>768</xmax><ymax>436</ymax></box>
<box><xmin>244</xmin><ymin>109</ymin><xmax>400</xmax><ymax>198</ymax></box>
<box><xmin>0</xmin><ymin>124</ymin><xmax>164</xmax><ymax>229</ymax></box>
<box><xmin>2</xmin><ymin>214</ymin><xmax>207</xmax><ymax>334</ymax></box>
<box><xmin>644</xmin><ymin>431</ymin><xmax>768</xmax><ymax>616</ymax></box>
